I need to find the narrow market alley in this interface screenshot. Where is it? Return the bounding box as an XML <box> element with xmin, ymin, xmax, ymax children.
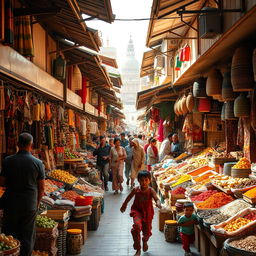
<box><xmin>83</xmin><ymin>184</ymin><xmax>200</xmax><ymax>256</ymax></box>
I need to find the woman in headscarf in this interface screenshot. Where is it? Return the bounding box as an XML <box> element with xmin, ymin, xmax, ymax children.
<box><xmin>110</xmin><ymin>138</ymin><xmax>127</xmax><ymax>194</ymax></box>
<box><xmin>147</xmin><ymin>138</ymin><xmax>159</xmax><ymax>171</ymax></box>
<box><xmin>130</xmin><ymin>139</ymin><xmax>145</xmax><ymax>188</ymax></box>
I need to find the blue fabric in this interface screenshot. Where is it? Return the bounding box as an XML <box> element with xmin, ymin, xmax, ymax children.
<box><xmin>121</xmin><ymin>139</ymin><xmax>129</xmax><ymax>148</ymax></box>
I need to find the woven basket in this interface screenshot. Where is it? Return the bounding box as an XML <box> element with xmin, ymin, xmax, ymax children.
<box><xmin>206</xmin><ymin>69</ymin><xmax>222</xmax><ymax>96</ymax></box>
<box><xmin>186</xmin><ymin>93</ymin><xmax>194</xmax><ymax>112</ymax></box>
<box><xmin>222</xmin><ymin>72</ymin><xmax>236</xmax><ymax>101</ymax></box>
<box><xmin>193</xmin><ymin>77</ymin><xmax>207</xmax><ymax>98</ymax></box>
<box><xmin>234</xmin><ymin>93</ymin><xmax>250</xmax><ymax>117</ymax></box>
<box><xmin>181</xmin><ymin>95</ymin><xmax>188</xmax><ymax>115</ymax></box>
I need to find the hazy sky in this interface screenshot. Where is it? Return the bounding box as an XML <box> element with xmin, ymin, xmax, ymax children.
<box><xmin>85</xmin><ymin>0</ymin><xmax>153</xmax><ymax>66</ymax></box>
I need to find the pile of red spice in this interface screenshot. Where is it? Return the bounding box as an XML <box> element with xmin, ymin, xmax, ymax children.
<box><xmin>191</xmin><ymin>190</ymin><xmax>218</xmax><ymax>202</ymax></box>
<box><xmin>244</xmin><ymin>212</ymin><xmax>256</xmax><ymax>221</ymax></box>
<box><xmin>171</xmin><ymin>187</ymin><xmax>186</xmax><ymax>195</ymax></box>
<box><xmin>196</xmin><ymin>192</ymin><xmax>233</xmax><ymax>209</ymax></box>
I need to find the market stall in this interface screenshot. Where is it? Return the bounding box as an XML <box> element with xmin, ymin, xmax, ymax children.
<box><xmin>152</xmin><ymin>147</ymin><xmax>256</xmax><ymax>256</ymax></box>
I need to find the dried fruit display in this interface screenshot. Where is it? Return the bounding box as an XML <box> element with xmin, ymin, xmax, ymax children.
<box><xmin>244</xmin><ymin>212</ymin><xmax>256</xmax><ymax>221</ymax></box>
<box><xmin>48</xmin><ymin>169</ymin><xmax>77</xmax><ymax>184</ymax></box>
<box><xmin>233</xmin><ymin>157</ymin><xmax>251</xmax><ymax>169</ymax></box>
<box><xmin>74</xmin><ymin>184</ymin><xmax>103</xmax><ymax>194</ymax></box>
<box><xmin>61</xmin><ymin>190</ymin><xmax>80</xmax><ymax>202</ymax></box>
<box><xmin>229</xmin><ymin>235</ymin><xmax>256</xmax><ymax>253</ymax></box>
<box><xmin>223</xmin><ymin>217</ymin><xmax>251</xmax><ymax>232</ymax></box>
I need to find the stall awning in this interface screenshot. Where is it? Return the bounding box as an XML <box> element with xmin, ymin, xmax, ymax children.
<box><xmin>78</xmin><ymin>0</ymin><xmax>115</xmax><ymax>23</ymax></box>
<box><xmin>140</xmin><ymin>47</ymin><xmax>160</xmax><ymax>77</ymax></box>
<box><xmin>111</xmin><ymin>108</ymin><xmax>125</xmax><ymax>119</ymax></box>
<box><xmin>109</xmin><ymin>75</ymin><xmax>123</xmax><ymax>88</ymax></box>
<box><xmin>23</xmin><ymin>0</ymin><xmax>102</xmax><ymax>51</ymax></box>
<box><xmin>60</xmin><ymin>41</ymin><xmax>112</xmax><ymax>88</ymax></box>
<box><xmin>99</xmin><ymin>55</ymin><xmax>118</xmax><ymax>68</ymax></box>
<box><xmin>146</xmin><ymin>0</ymin><xmax>204</xmax><ymax>47</ymax></box>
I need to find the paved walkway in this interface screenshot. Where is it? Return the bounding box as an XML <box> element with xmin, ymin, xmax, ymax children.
<box><xmin>82</xmin><ymin>184</ymin><xmax>200</xmax><ymax>256</ymax></box>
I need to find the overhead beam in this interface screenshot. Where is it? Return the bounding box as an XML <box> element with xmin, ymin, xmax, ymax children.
<box><xmin>14</xmin><ymin>7</ymin><xmax>61</xmax><ymax>17</ymax></box>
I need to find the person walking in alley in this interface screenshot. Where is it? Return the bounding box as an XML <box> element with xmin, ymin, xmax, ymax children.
<box><xmin>146</xmin><ymin>139</ymin><xmax>159</xmax><ymax>171</ymax></box>
<box><xmin>0</xmin><ymin>133</ymin><xmax>45</xmax><ymax>256</ymax></box>
<box><xmin>93</xmin><ymin>136</ymin><xmax>111</xmax><ymax>191</ymax></box>
<box><xmin>120</xmin><ymin>171</ymin><xmax>162</xmax><ymax>256</ymax></box>
<box><xmin>120</xmin><ymin>132</ymin><xmax>129</xmax><ymax>148</ymax></box>
<box><xmin>110</xmin><ymin>138</ymin><xmax>127</xmax><ymax>194</ymax></box>
<box><xmin>130</xmin><ymin>139</ymin><xmax>145</xmax><ymax>188</ymax></box>
<box><xmin>125</xmin><ymin>137</ymin><xmax>134</xmax><ymax>186</ymax></box>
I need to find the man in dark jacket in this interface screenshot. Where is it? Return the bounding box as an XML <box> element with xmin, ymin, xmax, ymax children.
<box><xmin>93</xmin><ymin>136</ymin><xmax>111</xmax><ymax>191</ymax></box>
<box><xmin>0</xmin><ymin>133</ymin><xmax>45</xmax><ymax>256</ymax></box>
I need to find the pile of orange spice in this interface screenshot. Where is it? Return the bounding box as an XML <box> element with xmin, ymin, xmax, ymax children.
<box><xmin>196</xmin><ymin>192</ymin><xmax>233</xmax><ymax>209</ymax></box>
<box><xmin>194</xmin><ymin>172</ymin><xmax>214</xmax><ymax>183</ymax></box>
<box><xmin>244</xmin><ymin>187</ymin><xmax>256</xmax><ymax>198</ymax></box>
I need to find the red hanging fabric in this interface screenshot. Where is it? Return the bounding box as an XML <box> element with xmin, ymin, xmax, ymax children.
<box><xmin>179</xmin><ymin>48</ymin><xmax>184</xmax><ymax>62</ymax></box>
<box><xmin>78</xmin><ymin>76</ymin><xmax>87</xmax><ymax>104</ymax></box>
<box><xmin>183</xmin><ymin>45</ymin><xmax>191</xmax><ymax>61</ymax></box>
<box><xmin>67</xmin><ymin>66</ymin><xmax>73</xmax><ymax>90</ymax></box>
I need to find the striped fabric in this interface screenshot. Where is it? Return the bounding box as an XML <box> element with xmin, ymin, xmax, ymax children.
<box><xmin>14</xmin><ymin>15</ymin><xmax>34</xmax><ymax>57</ymax></box>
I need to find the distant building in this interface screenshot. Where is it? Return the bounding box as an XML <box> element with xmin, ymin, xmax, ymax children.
<box><xmin>100</xmin><ymin>39</ymin><xmax>117</xmax><ymax>59</ymax></box>
<box><xmin>121</xmin><ymin>36</ymin><xmax>140</xmax><ymax>132</ymax></box>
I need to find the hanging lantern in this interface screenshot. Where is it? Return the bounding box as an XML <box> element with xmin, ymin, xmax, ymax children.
<box><xmin>225</xmin><ymin>101</ymin><xmax>236</xmax><ymax>120</ymax></box>
<box><xmin>198</xmin><ymin>98</ymin><xmax>211</xmax><ymax>112</ymax></box>
<box><xmin>234</xmin><ymin>93</ymin><xmax>251</xmax><ymax>117</ymax></box>
<box><xmin>52</xmin><ymin>55</ymin><xmax>66</xmax><ymax>81</ymax></box>
<box><xmin>221</xmin><ymin>103</ymin><xmax>225</xmax><ymax>121</ymax></box>
<box><xmin>181</xmin><ymin>95</ymin><xmax>188</xmax><ymax>115</ymax></box>
<box><xmin>206</xmin><ymin>69</ymin><xmax>222</xmax><ymax>96</ymax></box>
<box><xmin>193</xmin><ymin>78</ymin><xmax>207</xmax><ymax>98</ymax></box>
<box><xmin>182</xmin><ymin>45</ymin><xmax>191</xmax><ymax>61</ymax></box>
<box><xmin>231</xmin><ymin>47</ymin><xmax>254</xmax><ymax>91</ymax></box>
<box><xmin>72</xmin><ymin>65</ymin><xmax>82</xmax><ymax>91</ymax></box>
<box><xmin>222</xmin><ymin>72</ymin><xmax>236</xmax><ymax>101</ymax></box>
<box><xmin>186</xmin><ymin>93</ymin><xmax>194</xmax><ymax>112</ymax></box>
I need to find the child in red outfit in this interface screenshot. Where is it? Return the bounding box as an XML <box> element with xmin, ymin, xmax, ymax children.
<box><xmin>120</xmin><ymin>171</ymin><xmax>161</xmax><ymax>256</ymax></box>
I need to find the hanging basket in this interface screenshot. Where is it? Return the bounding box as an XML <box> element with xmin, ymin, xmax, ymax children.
<box><xmin>186</xmin><ymin>93</ymin><xmax>194</xmax><ymax>112</ymax></box>
<box><xmin>221</xmin><ymin>103</ymin><xmax>225</xmax><ymax>121</ymax></box>
<box><xmin>198</xmin><ymin>98</ymin><xmax>211</xmax><ymax>112</ymax></box>
<box><xmin>206</xmin><ymin>69</ymin><xmax>222</xmax><ymax>96</ymax></box>
<box><xmin>222</xmin><ymin>72</ymin><xmax>236</xmax><ymax>101</ymax></box>
<box><xmin>231</xmin><ymin>47</ymin><xmax>254</xmax><ymax>92</ymax></box>
<box><xmin>193</xmin><ymin>77</ymin><xmax>207</xmax><ymax>98</ymax></box>
<box><xmin>181</xmin><ymin>95</ymin><xmax>188</xmax><ymax>115</ymax></box>
<box><xmin>251</xmin><ymin>87</ymin><xmax>256</xmax><ymax>131</ymax></box>
<box><xmin>177</xmin><ymin>98</ymin><xmax>183</xmax><ymax>115</ymax></box>
<box><xmin>72</xmin><ymin>65</ymin><xmax>82</xmax><ymax>91</ymax></box>
<box><xmin>225</xmin><ymin>101</ymin><xmax>236</xmax><ymax>120</ymax></box>
<box><xmin>234</xmin><ymin>93</ymin><xmax>251</xmax><ymax>117</ymax></box>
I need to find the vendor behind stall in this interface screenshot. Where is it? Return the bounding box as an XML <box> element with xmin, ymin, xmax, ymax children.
<box><xmin>171</xmin><ymin>133</ymin><xmax>183</xmax><ymax>158</ymax></box>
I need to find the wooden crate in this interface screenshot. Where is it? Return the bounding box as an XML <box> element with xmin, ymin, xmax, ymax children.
<box><xmin>68</xmin><ymin>221</ymin><xmax>87</xmax><ymax>244</ymax></box>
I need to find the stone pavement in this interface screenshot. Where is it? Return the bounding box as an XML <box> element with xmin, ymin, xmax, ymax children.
<box><xmin>82</xmin><ymin>184</ymin><xmax>200</xmax><ymax>256</ymax></box>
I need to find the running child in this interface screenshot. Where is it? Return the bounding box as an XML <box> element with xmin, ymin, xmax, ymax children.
<box><xmin>120</xmin><ymin>170</ymin><xmax>161</xmax><ymax>256</ymax></box>
<box><xmin>176</xmin><ymin>202</ymin><xmax>198</xmax><ymax>256</ymax></box>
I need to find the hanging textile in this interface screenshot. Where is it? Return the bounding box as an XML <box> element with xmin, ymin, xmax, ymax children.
<box><xmin>183</xmin><ymin>45</ymin><xmax>191</xmax><ymax>61</ymax></box>
<box><xmin>32</xmin><ymin>104</ymin><xmax>40</xmax><ymax>121</ymax></box>
<box><xmin>75</xmin><ymin>113</ymin><xmax>81</xmax><ymax>129</ymax></box>
<box><xmin>45</xmin><ymin>103</ymin><xmax>52</xmax><ymax>121</ymax></box>
<box><xmin>77</xmin><ymin>76</ymin><xmax>87</xmax><ymax>104</ymax></box>
<box><xmin>151</xmin><ymin>108</ymin><xmax>160</xmax><ymax>123</ymax></box>
<box><xmin>4</xmin><ymin>0</ymin><xmax>14</xmax><ymax>45</ymax></box>
<box><xmin>81</xmin><ymin>119</ymin><xmax>87</xmax><ymax>136</ymax></box>
<box><xmin>68</xmin><ymin>109</ymin><xmax>75</xmax><ymax>127</ymax></box>
<box><xmin>237</xmin><ymin>118</ymin><xmax>244</xmax><ymax>148</ymax></box>
<box><xmin>179</xmin><ymin>48</ymin><xmax>185</xmax><ymax>62</ymax></box>
<box><xmin>157</xmin><ymin>118</ymin><xmax>164</xmax><ymax>142</ymax></box>
<box><xmin>40</xmin><ymin>101</ymin><xmax>45</xmax><ymax>120</ymax></box>
<box><xmin>58</xmin><ymin>106</ymin><xmax>64</xmax><ymax>121</ymax></box>
<box><xmin>97</xmin><ymin>96</ymin><xmax>102</xmax><ymax>115</ymax></box>
<box><xmin>14</xmin><ymin>15</ymin><xmax>34</xmax><ymax>57</ymax></box>
<box><xmin>0</xmin><ymin>111</ymin><xmax>6</xmax><ymax>153</ymax></box>
<box><xmin>0</xmin><ymin>84</ymin><xmax>5</xmax><ymax>110</ymax></box>
<box><xmin>175</xmin><ymin>55</ymin><xmax>182</xmax><ymax>71</ymax></box>
<box><xmin>67</xmin><ymin>66</ymin><xmax>73</xmax><ymax>90</ymax></box>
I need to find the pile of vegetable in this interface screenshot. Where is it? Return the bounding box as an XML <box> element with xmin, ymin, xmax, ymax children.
<box><xmin>0</xmin><ymin>234</ymin><xmax>19</xmax><ymax>251</ymax></box>
<box><xmin>36</xmin><ymin>215</ymin><xmax>57</xmax><ymax>229</ymax></box>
